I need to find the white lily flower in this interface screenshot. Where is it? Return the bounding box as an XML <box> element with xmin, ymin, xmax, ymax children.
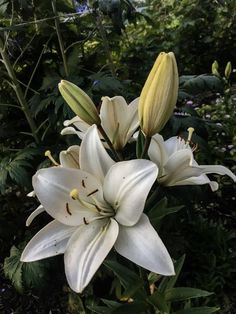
<box><xmin>61</xmin><ymin>96</ymin><xmax>139</xmax><ymax>150</ymax></box>
<box><xmin>100</xmin><ymin>96</ymin><xmax>139</xmax><ymax>150</ymax></box>
<box><xmin>148</xmin><ymin>128</ymin><xmax>236</xmax><ymax>191</ymax></box>
<box><xmin>21</xmin><ymin>125</ymin><xmax>174</xmax><ymax>293</ymax></box>
<box><xmin>59</xmin><ymin>145</ymin><xmax>80</xmax><ymax>169</ymax></box>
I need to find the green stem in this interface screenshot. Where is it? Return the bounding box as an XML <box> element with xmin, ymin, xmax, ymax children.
<box><xmin>98</xmin><ymin>125</ymin><xmax>121</xmax><ymax>161</ymax></box>
<box><xmin>141</xmin><ymin>135</ymin><xmax>151</xmax><ymax>158</ymax></box>
<box><xmin>95</xmin><ymin>11</ymin><xmax>116</xmax><ymax>78</ymax></box>
<box><xmin>51</xmin><ymin>0</ymin><xmax>69</xmax><ymax>77</ymax></box>
<box><xmin>0</xmin><ymin>37</ymin><xmax>40</xmax><ymax>144</ymax></box>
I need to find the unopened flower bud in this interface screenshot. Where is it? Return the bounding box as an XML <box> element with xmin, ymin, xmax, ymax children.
<box><xmin>58</xmin><ymin>80</ymin><xmax>101</xmax><ymax>125</ymax></box>
<box><xmin>212</xmin><ymin>60</ymin><xmax>220</xmax><ymax>77</ymax></box>
<box><xmin>224</xmin><ymin>61</ymin><xmax>232</xmax><ymax>79</ymax></box>
<box><xmin>139</xmin><ymin>52</ymin><xmax>179</xmax><ymax>137</ymax></box>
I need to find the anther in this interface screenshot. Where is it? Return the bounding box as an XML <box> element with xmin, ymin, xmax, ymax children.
<box><xmin>83</xmin><ymin>217</ymin><xmax>89</xmax><ymax>225</ymax></box>
<box><xmin>66</xmin><ymin>203</ymin><xmax>72</xmax><ymax>215</ymax></box>
<box><xmin>45</xmin><ymin>150</ymin><xmax>59</xmax><ymax>166</ymax></box>
<box><xmin>87</xmin><ymin>189</ymin><xmax>99</xmax><ymax>197</ymax></box>
<box><xmin>70</xmin><ymin>188</ymin><xmax>79</xmax><ymax>200</ymax></box>
<box><xmin>186</xmin><ymin>127</ymin><xmax>195</xmax><ymax>144</ymax></box>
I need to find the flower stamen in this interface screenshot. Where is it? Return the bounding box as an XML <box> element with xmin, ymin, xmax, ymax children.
<box><xmin>45</xmin><ymin>150</ymin><xmax>59</xmax><ymax>166</ymax></box>
<box><xmin>186</xmin><ymin>127</ymin><xmax>195</xmax><ymax>144</ymax></box>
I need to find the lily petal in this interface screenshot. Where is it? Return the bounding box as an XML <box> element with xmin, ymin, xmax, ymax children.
<box><xmin>194</xmin><ymin>164</ymin><xmax>236</xmax><ymax>182</ymax></box>
<box><xmin>64</xmin><ymin>218</ymin><xmax>119</xmax><ymax>293</ymax></box>
<box><xmin>64</xmin><ymin>116</ymin><xmax>90</xmax><ymax>133</ymax></box>
<box><xmin>26</xmin><ymin>204</ymin><xmax>45</xmax><ymax>227</ymax></box>
<box><xmin>21</xmin><ymin>220</ymin><xmax>76</xmax><ymax>262</ymax></box>
<box><xmin>164</xmin><ymin>136</ymin><xmax>189</xmax><ymax>157</ymax></box>
<box><xmin>104</xmin><ymin>160</ymin><xmax>158</xmax><ymax>226</ymax></box>
<box><xmin>60</xmin><ymin>126</ymin><xmax>84</xmax><ymax>139</ymax></box>
<box><xmin>100</xmin><ymin>96</ymin><xmax>139</xmax><ymax>150</ymax></box>
<box><xmin>33</xmin><ymin>167</ymin><xmax>104</xmax><ymax>226</ymax></box>
<box><xmin>149</xmin><ymin>134</ymin><xmax>169</xmax><ymax>174</ymax></box>
<box><xmin>80</xmin><ymin>125</ymin><xmax>115</xmax><ymax>182</ymax></box>
<box><xmin>173</xmin><ymin>174</ymin><xmax>219</xmax><ymax>191</ymax></box>
<box><xmin>115</xmin><ymin>214</ymin><xmax>175</xmax><ymax>275</ymax></box>
<box><xmin>59</xmin><ymin>145</ymin><xmax>80</xmax><ymax>169</ymax></box>
<box><xmin>161</xmin><ymin>149</ymin><xmax>202</xmax><ymax>186</ymax></box>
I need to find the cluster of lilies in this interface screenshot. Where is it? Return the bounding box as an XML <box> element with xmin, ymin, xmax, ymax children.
<box><xmin>21</xmin><ymin>52</ymin><xmax>236</xmax><ymax>293</ymax></box>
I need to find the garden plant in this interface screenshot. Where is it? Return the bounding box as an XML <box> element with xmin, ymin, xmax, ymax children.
<box><xmin>0</xmin><ymin>1</ymin><xmax>236</xmax><ymax>313</ymax></box>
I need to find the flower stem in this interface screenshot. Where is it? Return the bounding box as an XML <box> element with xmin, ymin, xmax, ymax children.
<box><xmin>51</xmin><ymin>0</ymin><xmax>69</xmax><ymax>77</ymax></box>
<box><xmin>98</xmin><ymin>125</ymin><xmax>121</xmax><ymax>161</ymax></box>
<box><xmin>0</xmin><ymin>36</ymin><xmax>40</xmax><ymax>144</ymax></box>
<box><xmin>141</xmin><ymin>136</ymin><xmax>151</xmax><ymax>158</ymax></box>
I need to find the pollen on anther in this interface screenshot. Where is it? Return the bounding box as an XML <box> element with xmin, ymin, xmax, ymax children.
<box><xmin>70</xmin><ymin>188</ymin><xmax>79</xmax><ymax>200</ymax></box>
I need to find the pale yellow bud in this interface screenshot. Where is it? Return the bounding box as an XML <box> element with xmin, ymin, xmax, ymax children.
<box><xmin>224</xmin><ymin>61</ymin><xmax>232</xmax><ymax>79</ymax></box>
<box><xmin>212</xmin><ymin>60</ymin><xmax>220</xmax><ymax>77</ymax></box>
<box><xmin>58</xmin><ymin>80</ymin><xmax>101</xmax><ymax>125</ymax></box>
<box><xmin>139</xmin><ymin>52</ymin><xmax>179</xmax><ymax>137</ymax></box>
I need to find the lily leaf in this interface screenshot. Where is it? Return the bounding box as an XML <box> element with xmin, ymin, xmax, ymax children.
<box><xmin>165</xmin><ymin>287</ymin><xmax>213</xmax><ymax>302</ymax></box>
<box><xmin>104</xmin><ymin>260</ymin><xmax>145</xmax><ymax>299</ymax></box>
<box><xmin>159</xmin><ymin>255</ymin><xmax>185</xmax><ymax>293</ymax></box>
<box><xmin>147</xmin><ymin>290</ymin><xmax>169</xmax><ymax>313</ymax></box>
<box><xmin>173</xmin><ymin>306</ymin><xmax>220</xmax><ymax>314</ymax></box>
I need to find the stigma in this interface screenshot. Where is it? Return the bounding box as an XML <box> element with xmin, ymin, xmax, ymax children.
<box><xmin>45</xmin><ymin>150</ymin><xmax>59</xmax><ymax>166</ymax></box>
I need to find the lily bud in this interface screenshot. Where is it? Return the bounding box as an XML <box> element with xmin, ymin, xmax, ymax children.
<box><xmin>139</xmin><ymin>52</ymin><xmax>178</xmax><ymax>137</ymax></box>
<box><xmin>212</xmin><ymin>60</ymin><xmax>220</xmax><ymax>77</ymax></box>
<box><xmin>58</xmin><ymin>80</ymin><xmax>101</xmax><ymax>125</ymax></box>
<box><xmin>224</xmin><ymin>61</ymin><xmax>232</xmax><ymax>79</ymax></box>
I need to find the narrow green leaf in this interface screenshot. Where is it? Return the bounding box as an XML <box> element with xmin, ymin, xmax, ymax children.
<box><xmin>173</xmin><ymin>306</ymin><xmax>220</xmax><ymax>314</ymax></box>
<box><xmin>147</xmin><ymin>290</ymin><xmax>169</xmax><ymax>313</ymax></box>
<box><xmin>104</xmin><ymin>260</ymin><xmax>145</xmax><ymax>299</ymax></box>
<box><xmin>165</xmin><ymin>287</ymin><xmax>213</xmax><ymax>302</ymax></box>
<box><xmin>159</xmin><ymin>255</ymin><xmax>185</xmax><ymax>293</ymax></box>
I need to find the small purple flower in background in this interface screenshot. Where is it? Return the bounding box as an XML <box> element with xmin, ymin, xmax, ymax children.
<box><xmin>74</xmin><ymin>1</ymin><xmax>90</xmax><ymax>14</ymax></box>
<box><xmin>186</xmin><ymin>100</ymin><xmax>193</xmax><ymax>106</ymax></box>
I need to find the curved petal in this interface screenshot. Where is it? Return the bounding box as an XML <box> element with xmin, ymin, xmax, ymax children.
<box><xmin>115</xmin><ymin>214</ymin><xmax>174</xmax><ymax>275</ymax></box>
<box><xmin>100</xmin><ymin>96</ymin><xmax>139</xmax><ymax>150</ymax></box>
<box><xmin>104</xmin><ymin>160</ymin><xmax>158</xmax><ymax>226</ymax></box>
<box><xmin>164</xmin><ymin>136</ymin><xmax>190</xmax><ymax>157</ymax></box>
<box><xmin>59</xmin><ymin>145</ymin><xmax>80</xmax><ymax>169</ymax></box>
<box><xmin>174</xmin><ymin>174</ymin><xmax>219</xmax><ymax>191</ymax></box>
<box><xmin>64</xmin><ymin>116</ymin><xmax>90</xmax><ymax>133</ymax></box>
<box><xmin>64</xmin><ymin>218</ymin><xmax>118</xmax><ymax>293</ymax></box>
<box><xmin>21</xmin><ymin>220</ymin><xmax>76</xmax><ymax>262</ymax></box>
<box><xmin>149</xmin><ymin>134</ymin><xmax>168</xmax><ymax>175</ymax></box>
<box><xmin>26</xmin><ymin>204</ymin><xmax>45</xmax><ymax>227</ymax></box>
<box><xmin>33</xmin><ymin>167</ymin><xmax>104</xmax><ymax>226</ymax></box>
<box><xmin>160</xmin><ymin>149</ymin><xmax>202</xmax><ymax>186</ymax></box>
<box><xmin>61</xmin><ymin>126</ymin><xmax>84</xmax><ymax>139</ymax></box>
<box><xmin>80</xmin><ymin>125</ymin><xmax>115</xmax><ymax>182</ymax></box>
<box><xmin>195</xmin><ymin>164</ymin><xmax>236</xmax><ymax>182</ymax></box>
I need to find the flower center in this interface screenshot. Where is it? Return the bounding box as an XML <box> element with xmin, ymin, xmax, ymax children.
<box><xmin>69</xmin><ymin>188</ymin><xmax>114</xmax><ymax>219</ymax></box>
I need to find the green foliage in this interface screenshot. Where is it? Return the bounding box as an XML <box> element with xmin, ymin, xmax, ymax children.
<box><xmin>4</xmin><ymin>244</ymin><xmax>50</xmax><ymax>292</ymax></box>
<box><xmin>0</xmin><ymin>0</ymin><xmax>236</xmax><ymax>312</ymax></box>
<box><xmin>0</xmin><ymin>147</ymin><xmax>40</xmax><ymax>193</ymax></box>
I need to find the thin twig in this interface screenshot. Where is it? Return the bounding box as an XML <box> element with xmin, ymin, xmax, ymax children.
<box><xmin>24</xmin><ymin>36</ymin><xmax>52</xmax><ymax>98</ymax></box>
<box><xmin>51</xmin><ymin>0</ymin><xmax>69</xmax><ymax>77</ymax></box>
<box><xmin>0</xmin><ymin>36</ymin><xmax>40</xmax><ymax>144</ymax></box>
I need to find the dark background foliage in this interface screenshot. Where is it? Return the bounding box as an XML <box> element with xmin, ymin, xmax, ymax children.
<box><xmin>0</xmin><ymin>0</ymin><xmax>236</xmax><ymax>313</ymax></box>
